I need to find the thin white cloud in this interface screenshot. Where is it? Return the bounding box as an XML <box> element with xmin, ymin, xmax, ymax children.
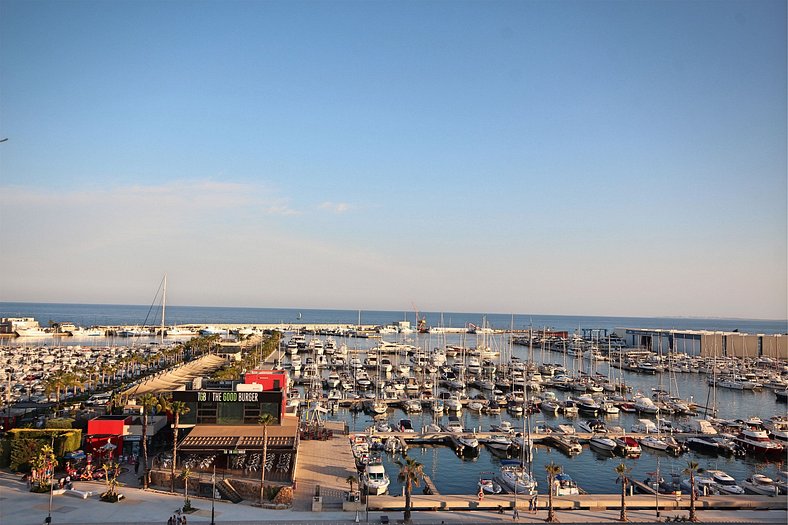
<box><xmin>318</xmin><ymin>201</ymin><xmax>351</xmax><ymax>214</ymax></box>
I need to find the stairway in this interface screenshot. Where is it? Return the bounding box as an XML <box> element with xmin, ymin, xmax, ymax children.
<box><xmin>216</xmin><ymin>479</ymin><xmax>243</xmax><ymax>503</ymax></box>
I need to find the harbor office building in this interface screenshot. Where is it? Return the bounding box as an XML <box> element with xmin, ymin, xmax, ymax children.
<box><xmin>623</xmin><ymin>329</ymin><xmax>787</xmax><ymax>359</ymax></box>
<box><xmin>168</xmin><ymin>370</ymin><xmax>298</xmax><ymax>486</ymax></box>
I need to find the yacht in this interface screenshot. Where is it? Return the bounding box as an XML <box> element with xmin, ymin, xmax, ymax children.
<box><xmin>634</xmin><ymin>394</ymin><xmax>659</xmax><ymax>414</ymax></box>
<box><xmin>547</xmin><ymin>434</ymin><xmax>583</xmax><ymax>455</ymax></box>
<box><xmin>444</xmin><ymin>415</ymin><xmax>464</xmax><ymax>433</ymax></box>
<box><xmin>740</xmin><ymin>474</ymin><xmax>780</xmax><ymax>496</ymax></box>
<box><xmin>707</xmin><ymin>470</ymin><xmax>745</xmax><ymax>495</ymax></box>
<box><xmin>484</xmin><ymin>435</ymin><xmax>513</xmax><ymax>450</ymax></box>
<box><xmin>589</xmin><ymin>435</ymin><xmax>617</xmax><ymax>452</ymax></box>
<box><xmin>575</xmin><ymin>395</ymin><xmax>601</xmax><ymax>415</ymax></box>
<box><xmin>639</xmin><ymin>435</ymin><xmax>669</xmax><ymax>452</ymax></box>
<box><xmin>734</xmin><ymin>427</ymin><xmax>785</xmax><ymax>458</ymax></box>
<box><xmin>362</xmin><ymin>458</ymin><xmax>390</xmax><ymax>495</ymax></box>
<box><xmin>458</xmin><ymin>434</ymin><xmax>480</xmax><ymax>450</ymax></box>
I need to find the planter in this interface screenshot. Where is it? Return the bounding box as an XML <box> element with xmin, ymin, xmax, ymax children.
<box><xmin>100</xmin><ymin>493</ymin><xmax>124</xmax><ymax>503</ymax></box>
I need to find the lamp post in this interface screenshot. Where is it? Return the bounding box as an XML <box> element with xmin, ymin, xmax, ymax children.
<box><xmin>210</xmin><ymin>465</ymin><xmax>216</xmax><ymax>525</ymax></box>
<box><xmin>47</xmin><ymin>435</ymin><xmax>55</xmax><ymax>524</ymax></box>
<box><xmin>655</xmin><ymin>459</ymin><xmax>661</xmax><ymax>520</ymax></box>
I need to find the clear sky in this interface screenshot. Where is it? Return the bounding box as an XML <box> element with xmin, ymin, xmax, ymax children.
<box><xmin>0</xmin><ymin>0</ymin><xmax>785</xmax><ymax>320</ymax></box>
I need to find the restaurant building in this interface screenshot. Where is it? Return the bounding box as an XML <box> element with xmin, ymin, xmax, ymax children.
<box><xmin>161</xmin><ymin>369</ymin><xmax>298</xmax><ymax>493</ymax></box>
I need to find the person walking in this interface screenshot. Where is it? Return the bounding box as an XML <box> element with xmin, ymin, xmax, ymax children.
<box><xmin>513</xmin><ymin>506</ymin><xmax>520</xmax><ymax>521</ymax></box>
<box><xmin>533</xmin><ymin>493</ymin><xmax>539</xmax><ymax>513</ymax></box>
<box><xmin>134</xmin><ymin>458</ymin><xmax>140</xmax><ymax>474</ymax></box>
<box><xmin>528</xmin><ymin>496</ymin><xmax>534</xmax><ymax>512</ymax></box>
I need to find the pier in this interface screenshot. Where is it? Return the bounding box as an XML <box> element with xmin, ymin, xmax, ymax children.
<box><xmin>367</xmin><ymin>493</ymin><xmax>787</xmax><ymax>512</ymax></box>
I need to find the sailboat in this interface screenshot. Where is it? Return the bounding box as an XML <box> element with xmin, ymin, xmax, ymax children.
<box><xmin>501</xmin><ymin>377</ymin><xmax>537</xmax><ymax>495</ymax></box>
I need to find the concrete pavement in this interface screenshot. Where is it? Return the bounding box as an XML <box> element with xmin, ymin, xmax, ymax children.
<box><xmin>1</xmin><ymin>470</ymin><xmax>785</xmax><ymax>525</ymax></box>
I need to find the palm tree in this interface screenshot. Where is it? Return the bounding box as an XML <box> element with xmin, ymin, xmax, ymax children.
<box><xmin>160</xmin><ymin>397</ymin><xmax>190</xmax><ymax>492</ymax></box>
<box><xmin>544</xmin><ymin>461</ymin><xmax>561</xmax><ymax>523</ymax></box>
<box><xmin>180</xmin><ymin>466</ymin><xmax>192</xmax><ymax>510</ymax></box>
<box><xmin>346</xmin><ymin>474</ymin><xmax>357</xmax><ymax>494</ymax></box>
<box><xmin>683</xmin><ymin>461</ymin><xmax>702</xmax><ymax>522</ymax></box>
<box><xmin>138</xmin><ymin>392</ymin><xmax>159</xmax><ymax>489</ymax></box>
<box><xmin>395</xmin><ymin>456</ymin><xmax>424</xmax><ymax>524</ymax></box>
<box><xmin>614</xmin><ymin>462</ymin><xmax>632</xmax><ymax>522</ymax></box>
<box><xmin>258</xmin><ymin>413</ymin><xmax>275</xmax><ymax>503</ymax></box>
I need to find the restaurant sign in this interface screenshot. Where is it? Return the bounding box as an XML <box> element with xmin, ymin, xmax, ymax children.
<box><xmin>196</xmin><ymin>391</ymin><xmax>260</xmax><ymax>403</ymax></box>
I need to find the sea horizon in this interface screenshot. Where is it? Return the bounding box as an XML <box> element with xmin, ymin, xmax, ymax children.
<box><xmin>1</xmin><ymin>301</ymin><xmax>785</xmax><ymax>334</ymax></box>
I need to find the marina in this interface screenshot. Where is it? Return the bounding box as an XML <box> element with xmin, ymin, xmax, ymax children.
<box><xmin>0</xmin><ymin>304</ymin><xmax>786</xmax><ymax>516</ymax></box>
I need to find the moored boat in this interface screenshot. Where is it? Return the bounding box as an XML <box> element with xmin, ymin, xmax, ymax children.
<box><xmin>733</xmin><ymin>427</ymin><xmax>785</xmax><ymax>458</ymax></box>
<box><xmin>740</xmin><ymin>474</ymin><xmax>780</xmax><ymax>496</ymax></box>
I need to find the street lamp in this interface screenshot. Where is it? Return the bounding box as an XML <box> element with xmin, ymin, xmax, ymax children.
<box><xmin>655</xmin><ymin>459</ymin><xmax>661</xmax><ymax>520</ymax></box>
<box><xmin>210</xmin><ymin>465</ymin><xmax>216</xmax><ymax>525</ymax></box>
<box><xmin>47</xmin><ymin>435</ymin><xmax>55</xmax><ymax>524</ymax></box>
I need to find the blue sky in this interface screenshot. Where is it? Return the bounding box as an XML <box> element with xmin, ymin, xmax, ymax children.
<box><xmin>1</xmin><ymin>0</ymin><xmax>785</xmax><ymax>319</ymax></box>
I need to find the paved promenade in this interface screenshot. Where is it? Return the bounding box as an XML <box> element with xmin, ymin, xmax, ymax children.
<box><xmin>1</xmin><ymin>470</ymin><xmax>786</xmax><ymax>525</ymax></box>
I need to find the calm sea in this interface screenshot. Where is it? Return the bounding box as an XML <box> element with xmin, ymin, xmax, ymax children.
<box><xmin>1</xmin><ymin>302</ymin><xmax>785</xmax><ymax>334</ymax></box>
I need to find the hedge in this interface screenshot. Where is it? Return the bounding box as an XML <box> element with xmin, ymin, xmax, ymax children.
<box><xmin>5</xmin><ymin>428</ymin><xmax>82</xmax><ymax>458</ymax></box>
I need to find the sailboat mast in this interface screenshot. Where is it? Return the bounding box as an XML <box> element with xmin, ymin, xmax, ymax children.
<box><xmin>161</xmin><ymin>274</ymin><xmax>167</xmax><ymax>335</ymax></box>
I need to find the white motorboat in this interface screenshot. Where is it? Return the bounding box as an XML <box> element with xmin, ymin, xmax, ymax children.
<box><xmin>491</xmin><ymin>421</ymin><xmax>514</xmax><ymax>434</ymax></box>
<box><xmin>639</xmin><ymin>435</ymin><xmax>669</xmax><ymax>452</ymax></box>
<box><xmin>458</xmin><ymin>435</ymin><xmax>480</xmax><ymax>449</ymax></box>
<box><xmin>589</xmin><ymin>436</ymin><xmax>617</xmax><ymax>452</ymax></box>
<box><xmin>634</xmin><ymin>395</ymin><xmax>659</xmax><ymax>414</ymax></box>
<box><xmin>484</xmin><ymin>435</ymin><xmax>513</xmax><ymax>450</ymax></box>
<box><xmin>707</xmin><ymin>470</ymin><xmax>744</xmax><ymax>495</ymax></box>
<box><xmin>740</xmin><ymin>474</ymin><xmax>780</xmax><ymax>496</ymax></box>
<box><xmin>362</xmin><ymin>459</ymin><xmax>390</xmax><ymax>495</ymax></box>
<box><xmin>553</xmin><ymin>471</ymin><xmax>581</xmax><ymax>496</ymax></box>
<box><xmin>478</xmin><ymin>474</ymin><xmax>503</xmax><ymax>494</ymax></box>
<box><xmin>444</xmin><ymin>415</ymin><xmax>463</xmax><ymax>433</ymax></box>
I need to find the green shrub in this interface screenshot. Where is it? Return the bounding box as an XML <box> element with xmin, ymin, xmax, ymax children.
<box><xmin>0</xmin><ymin>439</ymin><xmax>10</xmax><ymax>467</ymax></box>
<box><xmin>7</xmin><ymin>429</ymin><xmax>82</xmax><ymax>458</ymax></box>
<box><xmin>45</xmin><ymin>418</ymin><xmax>75</xmax><ymax>429</ymax></box>
<box><xmin>10</xmin><ymin>438</ymin><xmax>41</xmax><ymax>471</ymax></box>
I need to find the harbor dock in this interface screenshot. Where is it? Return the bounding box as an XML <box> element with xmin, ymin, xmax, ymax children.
<box><xmin>367</xmin><ymin>493</ymin><xmax>787</xmax><ymax>512</ymax></box>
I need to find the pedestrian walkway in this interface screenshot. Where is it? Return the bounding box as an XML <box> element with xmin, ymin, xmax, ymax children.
<box><xmin>1</xmin><ymin>470</ymin><xmax>785</xmax><ymax>525</ymax></box>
